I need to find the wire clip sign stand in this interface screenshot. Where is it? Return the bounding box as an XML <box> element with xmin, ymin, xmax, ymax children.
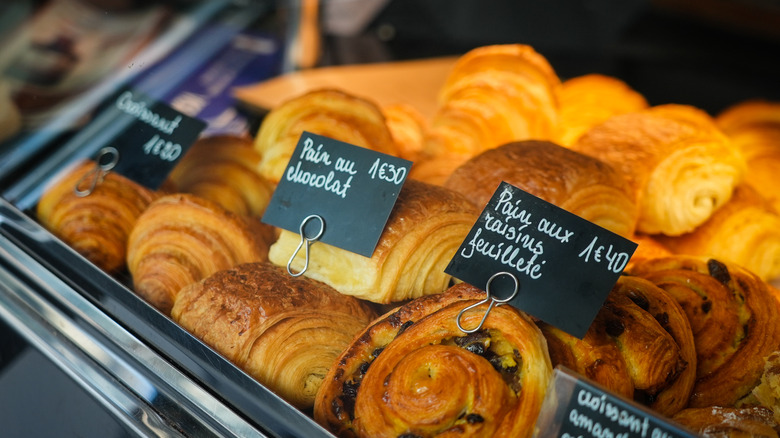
<box><xmin>286</xmin><ymin>213</ymin><xmax>325</xmax><ymax>277</ymax></box>
<box><xmin>456</xmin><ymin>271</ymin><xmax>519</xmax><ymax>334</ymax></box>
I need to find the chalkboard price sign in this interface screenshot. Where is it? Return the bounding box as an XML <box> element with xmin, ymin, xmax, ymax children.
<box><xmin>105</xmin><ymin>87</ymin><xmax>206</xmax><ymax>189</ymax></box>
<box><xmin>445</xmin><ymin>181</ymin><xmax>637</xmax><ymax>338</ymax></box>
<box><xmin>262</xmin><ymin>131</ymin><xmax>412</xmax><ymax>257</ymax></box>
<box><xmin>533</xmin><ymin>367</ymin><xmax>696</xmax><ymax>438</ymax></box>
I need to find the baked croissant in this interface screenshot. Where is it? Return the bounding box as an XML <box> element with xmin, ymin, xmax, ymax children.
<box><xmin>444</xmin><ymin>140</ymin><xmax>638</xmax><ymax>238</ymax></box>
<box><xmin>254</xmin><ymin>88</ymin><xmax>399</xmax><ymax>184</ymax></box>
<box><xmin>538</xmin><ymin>275</ymin><xmax>696</xmax><ymax>417</ymax></box>
<box><xmin>655</xmin><ymin>184</ymin><xmax>780</xmax><ymax>281</ymax></box>
<box><xmin>413</xmin><ymin>44</ymin><xmax>561</xmax><ymax>184</ymax></box>
<box><xmin>313</xmin><ymin>282</ymin><xmax>552</xmax><ymax>438</ymax></box>
<box><xmin>671</xmin><ymin>406</ymin><xmax>780</xmax><ymax>438</ymax></box>
<box><xmin>572</xmin><ymin>104</ymin><xmax>746</xmax><ymax>236</ymax></box>
<box><xmin>171</xmin><ymin>262</ymin><xmax>376</xmax><ymax>410</ymax></box>
<box><xmin>165</xmin><ymin>134</ymin><xmax>275</xmax><ymax>218</ymax></box>
<box><xmin>629</xmin><ymin>256</ymin><xmax>780</xmax><ymax>408</ymax></box>
<box><xmin>268</xmin><ymin>179</ymin><xmax>479</xmax><ymax>303</ymax></box>
<box><xmin>37</xmin><ymin>160</ymin><xmax>157</xmax><ymax>273</ymax></box>
<box><xmin>382</xmin><ymin>103</ymin><xmax>428</xmax><ymax>163</ymax></box>
<box><xmin>554</xmin><ymin>73</ymin><xmax>648</xmax><ymax>147</ymax></box>
<box><xmin>126</xmin><ymin>193</ymin><xmax>271</xmax><ymax>314</ymax></box>
<box><xmin>716</xmin><ymin>99</ymin><xmax>780</xmax><ymax>213</ymax></box>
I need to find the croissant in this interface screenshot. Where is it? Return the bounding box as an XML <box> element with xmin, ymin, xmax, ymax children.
<box><xmin>629</xmin><ymin>256</ymin><xmax>780</xmax><ymax>408</ymax></box>
<box><xmin>313</xmin><ymin>282</ymin><xmax>552</xmax><ymax>438</ymax></box>
<box><xmin>170</xmin><ymin>262</ymin><xmax>376</xmax><ymax>410</ymax></box>
<box><xmin>671</xmin><ymin>406</ymin><xmax>779</xmax><ymax>438</ymax></box>
<box><xmin>381</xmin><ymin>103</ymin><xmax>428</xmax><ymax>162</ymax></box>
<box><xmin>444</xmin><ymin>140</ymin><xmax>638</xmax><ymax>238</ymax></box>
<box><xmin>268</xmin><ymin>179</ymin><xmax>479</xmax><ymax>303</ymax></box>
<box><xmin>554</xmin><ymin>73</ymin><xmax>648</xmax><ymax>147</ymax></box>
<box><xmin>415</xmin><ymin>44</ymin><xmax>561</xmax><ymax>183</ymax></box>
<box><xmin>126</xmin><ymin>193</ymin><xmax>271</xmax><ymax>314</ymax></box>
<box><xmin>716</xmin><ymin>99</ymin><xmax>780</xmax><ymax>213</ymax></box>
<box><xmin>538</xmin><ymin>275</ymin><xmax>696</xmax><ymax>417</ymax></box>
<box><xmin>254</xmin><ymin>88</ymin><xmax>399</xmax><ymax>184</ymax></box>
<box><xmin>655</xmin><ymin>184</ymin><xmax>780</xmax><ymax>281</ymax></box>
<box><xmin>165</xmin><ymin>134</ymin><xmax>275</xmax><ymax>218</ymax></box>
<box><xmin>36</xmin><ymin>160</ymin><xmax>158</xmax><ymax>273</ymax></box>
<box><xmin>572</xmin><ymin>104</ymin><xmax>746</xmax><ymax>236</ymax></box>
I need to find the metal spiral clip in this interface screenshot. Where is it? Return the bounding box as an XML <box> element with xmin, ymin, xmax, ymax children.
<box><xmin>74</xmin><ymin>146</ymin><xmax>120</xmax><ymax>197</ymax></box>
<box><xmin>456</xmin><ymin>271</ymin><xmax>519</xmax><ymax>334</ymax></box>
<box><xmin>287</xmin><ymin>214</ymin><xmax>325</xmax><ymax>277</ymax></box>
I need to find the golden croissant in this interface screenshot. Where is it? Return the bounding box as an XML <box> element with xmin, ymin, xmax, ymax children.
<box><xmin>166</xmin><ymin>134</ymin><xmax>275</xmax><ymax>218</ymax></box>
<box><xmin>572</xmin><ymin>104</ymin><xmax>746</xmax><ymax>236</ymax></box>
<box><xmin>538</xmin><ymin>275</ymin><xmax>696</xmax><ymax>416</ymax></box>
<box><xmin>716</xmin><ymin>99</ymin><xmax>780</xmax><ymax>213</ymax></box>
<box><xmin>655</xmin><ymin>184</ymin><xmax>780</xmax><ymax>281</ymax></box>
<box><xmin>444</xmin><ymin>140</ymin><xmax>638</xmax><ymax>238</ymax></box>
<box><xmin>554</xmin><ymin>73</ymin><xmax>648</xmax><ymax>147</ymax></box>
<box><xmin>37</xmin><ymin>160</ymin><xmax>157</xmax><ymax>273</ymax></box>
<box><xmin>254</xmin><ymin>88</ymin><xmax>399</xmax><ymax>184</ymax></box>
<box><xmin>629</xmin><ymin>256</ymin><xmax>780</xmax><ymax>408</ymax></box>
<box><xmin>171</xmin><ymin>262</ymin><xmax>376</xmax><ymax>410</ymax></box>
<box><xmin>126</xmin><ymin>193</ymin><xmax>271</xmax><ymax>314</ymax></box>
<box><xmin>411</xmin><ymin>44</ymin><xmax>561</xmax><ymax>185</ymax></box>
<box><xmin>268</xmin><ymin>179</ymin><xmax>478</xmax><ymax>303</ymax></box>
<box><xmin>314</xmin><ymin>282</ymin><xmax>552</xmax><ymax>438</ymax></box>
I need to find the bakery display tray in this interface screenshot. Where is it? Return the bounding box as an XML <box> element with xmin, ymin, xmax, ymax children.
<box><xmin>0</xmin><ymin>196</ymin><xmax>336</xmax><ymax>438</ymax></box>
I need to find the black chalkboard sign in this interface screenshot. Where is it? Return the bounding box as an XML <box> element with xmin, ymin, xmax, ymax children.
<box><xmin>533</xmin><ymin>367</ymin><xmax>696</xmax><ymax>438</ymax></box>
<box><xmin>105</xmin><ymin>87</ymin><xmax>206</xmax><ymax>189</ymax></box>
<box><xmin>262</xmin><ymin>131</ymin><xmax>412</xmax><ymax>257</ymax></box>
<box><xmin>445</xmin><ymin>181</ymin><xmax>637</xmax><ymax>338</ymax></box>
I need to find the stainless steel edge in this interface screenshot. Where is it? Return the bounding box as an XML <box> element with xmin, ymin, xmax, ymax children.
<box><xmin>0</xmin><ymin>232</ymin><xmax>269</xmax><ymax>438</ymax></box>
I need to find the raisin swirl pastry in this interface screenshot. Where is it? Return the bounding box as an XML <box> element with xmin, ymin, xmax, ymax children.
<box><xmin>37</xmin><ymin>160</ymin><xmax>158</xmax><ymax>273</ymax></box>
<box><xmin>629</xmin><ymin>256</ymin><xmax>780</xmax><ymax>408</ymax></box>
<box><xmin>537</xmin><ymin>275</ymin><xmax>696</xmax><ymax>417</ymax></box>
<box><xmin>126</xmin><ymin>193</ymin><xmax>271</xmax><ymax>314</ymax></box>
<box><xmin>313</xmin><ymin>283</ymin><xmax>552</xmax><ymax>438</ymax></box>
<box><xmin>171</xmin><ymin>262</ymin><xmax>376</xmax><ymax>410</ymax></box>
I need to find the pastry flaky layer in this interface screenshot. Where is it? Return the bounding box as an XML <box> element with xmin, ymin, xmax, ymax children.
<box><xmin>538</xmin><ymin>275</ymin><xmax>696</xmax><ymax>417</ymax></box>
<box><xmin>656</xmin><ymin>184</ymin><xmax>780</xmax><ymax>281</ymax></box>
<box><xmin>254</xmin><ymin>88</ymin><xmax>399</xmax><ymax>184</ymax></box>
<box><xmin>165</xmin><ymin>134</ymin><xmax>275</xmax><ymax>218</ymax></box>
<box><xmin>629</xmin><ymin>256</ymin><xmax>780</xmax><ymax>408</ymax></box>
<box><xmin>268</xmin><ymin>179</ymin><xmax>479</xmax><ymax>304</ymax></box>
<box><xmin>572</xmin><ymin>104</ymin><xmax>747</xmax><ymax>236</ymax></box>
<box><xmin>672</xmin><ymin>406</ymin><xmax>780</xmax><ymax>438</ymax></box>
<box><xmin>171</xmin><ymin>262</ymin><xmax>376</xmax><ymax>410</ymax></box>
<box><xmin>313</xmin><ymin>282</ymin><xmax>552</xmax><ymax>438</ymax></box>
<box><xmin>37</xmin><ymin>160</ymin><xmax>158</xmax><ymax>273</ymax></box>
<box><xmin>444</xmin><ymin>140</ymin><xmax>638</xmax><ymax>239</ymax></box>
<box><xmin>126</xmin><ymin>193</ymin><xmax>273</xmax><ymax>314</ymax></box>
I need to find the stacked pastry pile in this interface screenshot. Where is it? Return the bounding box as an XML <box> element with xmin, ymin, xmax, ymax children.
<box><xmin>35</xmin><ymin>43</ymin><xmax>780</xmax><ymax>437</ymax></box>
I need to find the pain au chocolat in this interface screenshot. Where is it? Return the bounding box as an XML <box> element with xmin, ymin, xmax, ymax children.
<box><xmin>268</xmin><ymin>179</ymin><xmax>479</xmax><ymax>304</ymax></box>
<box><xmin>171</xmin><ymin>262</ymin><xmax>376</xmax><ymax>410</ymax></box>
<box><xmin>314</xmin><ymin>282</ymin><xmax>552</xmax><ymax>438</ymax></box>
<box><xmin>572</xmin><ymin>104</ymin><xmax>746</xmax><ymax>236</ymax></box>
